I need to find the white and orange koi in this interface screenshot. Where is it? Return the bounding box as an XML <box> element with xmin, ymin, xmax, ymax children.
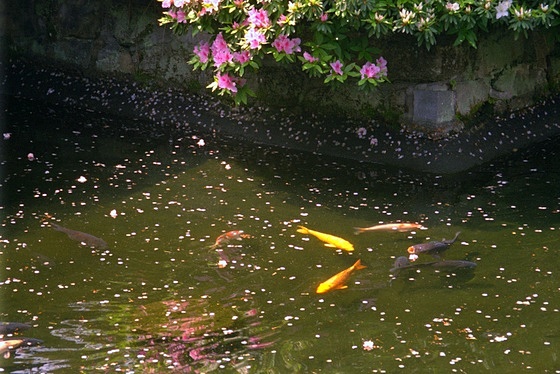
<box><xmin>0</xmin><ymin>338</ymin><xmax>42</xmax><ymax>358</ymax></box>
<box><xmin>316</xmin><ymin>259</ymin><xmax>366</xmax><ymax>294</ymax></box>
<box><xmin>211</xmin><ymin>230</ymin><xmax>251</xmax><ymax>249</ymax></box>
<box><xmin>354</xmin><ymin>222</ymin><xmax>424</xmax><ymax>235</ymax></box>
<box><xmin>297</xmin><ymin>226</ymin><xmax>354</xmax><ymax>252</ymax></box>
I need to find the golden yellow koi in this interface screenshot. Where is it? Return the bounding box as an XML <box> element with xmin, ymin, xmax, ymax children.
<box><xmin>297</xmin><ymin>226</ymin><xmax>354</xmax><ymax>252</ymax></box>
<box><xmin>316</xmin><ymin>259</ymin><xmax>366</xmax><ymax>294</ymax></box>
<box><xmin>354</xmin><ymin>222</ymin><xmax>423</xmax><ymax>235</ymax></box>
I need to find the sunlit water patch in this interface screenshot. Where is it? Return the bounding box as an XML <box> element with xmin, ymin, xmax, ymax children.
<box><xmin>1</xmin><ymin>96</ymin><xmax>560</xmax><ymax>372</ymax></box>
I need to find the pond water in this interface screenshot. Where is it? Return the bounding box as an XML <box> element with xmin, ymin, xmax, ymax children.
<box><xmin>2</xmin><ymin>95</ymin><xmax>560</xmax><ymax>373</ymax></box>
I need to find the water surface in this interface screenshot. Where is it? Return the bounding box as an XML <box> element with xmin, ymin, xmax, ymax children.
<box><xmin>1</xmin><ymin>96</ymin><xmax>560</xmax><ymax>372</ymax></box>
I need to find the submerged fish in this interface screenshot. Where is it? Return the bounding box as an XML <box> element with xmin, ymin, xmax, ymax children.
<box><xmin>0</xmin><ymin>322</ymin><xmax>31</xmax><ymax>335</ymax></box>
<box><xmin>390</xmin><ymin>256</ymin><xmax>477</xmax><ymax>274</ymax></box>
<box><xmin>316</xmin><ymin>259</ymin><xmax>366</xmax><ymax>294</ymax></box>
<box><xmin>51</xmin><ymin>223</ymin><xmax>108</xmax><ymax>249</ymax></box>
<box><xmin>0</xmin><ymin>338</ymin><xmax>42</xmax><ymax>358</ymax></box>
<box><xmin>354</xmin><ymin>222</ymin><xmax>424</xmax><ymax>235</ymax></box>
<box><xmin>407</xmin><ymin>232</ymin><xmax>461</xmax><ymax>259</ymax></box>
<box><xmin>211</xmin><ymin>230</ymin><xmax>251</xmax><ymax>249</ymax></box>
<box><xmin>297</xmin><ymin>226</ymin><xmax>354</xmax><ymax>252</ymax></box>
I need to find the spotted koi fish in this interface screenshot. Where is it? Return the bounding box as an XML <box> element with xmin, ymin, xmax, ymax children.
<box><xmin>211</xmin><ymin>230</ymin><xmax>251</xmax><ymax>249</ymax></box>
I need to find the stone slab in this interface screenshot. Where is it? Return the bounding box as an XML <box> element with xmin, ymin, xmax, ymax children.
<box><xmin>413</xmin><ymin>88</ymin><xmax>456</xmax><ymax>125</ymax></box>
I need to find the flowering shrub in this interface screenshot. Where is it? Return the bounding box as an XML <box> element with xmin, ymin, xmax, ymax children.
<box><xmin>158</xmin><ymin>0</ymin><xmax>558</xmax><ymax>104</ymax></box>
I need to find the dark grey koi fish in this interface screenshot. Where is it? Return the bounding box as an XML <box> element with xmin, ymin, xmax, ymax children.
<box><xmin>407</xmin><ymin>232</ymin><xmax>461</xmax><ymax>258</ymax></box>
<box><xmin>390</xmin><ymin>256</ymin><xmax>476</xmax><ymax>274</ymax></box>
<box><xmin>0</xmin><ymin>322</ymin><xmax>31</xmax><ymax>335</ymax></box>
<box><xmin>51</xmin><ymin>223</ymin><xmax>108</xmax><ymax>249</ymax></box>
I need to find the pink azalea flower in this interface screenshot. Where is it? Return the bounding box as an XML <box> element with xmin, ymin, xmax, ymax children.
<box><xmin>216</xmin><ymin>72</ymin><xmax>238</xmax><ymax>93</ymax></box>
<box><xmin>193</xmin><ymin>42</ymin><xmax>210</xmax><ymax>63</ymax></box>
<box><xmin>330</xmin><ymin>60</ymin><xmax>343</xmax><ymax>75</ymax></box>
<box><xmin>161</xmin><ymin>0</ymin><xmax>172</xmax><ymax>8</ymax></box>
<box><xmin>271</xmin><ymin>35</ymin><xmax>288</xmax><ymax>52</ymax></box>
<box><xmin>245</xmin><ymin>27</ymin><xmax>266</xmax><ymax>49</ymax></box>
<box><xmin>211</xmin><ymin>33</ymin><xmax>233</xmax><ymax>67</ymax></box>
<box><xmin>303</xmin><ymin>52</ymin><xmax>318</xmax><ymax>63</ymax></box>
<box><xmin>320</xmin><ymin>13</ymin><xmax>328</xmax><ymax>22</ymax></box>
<box><xmin>376</xmin><ymin>57</ymin><xmax>388</xmax><ymax>77</ymax></box>
<box><xmin>272</xmin><ymin>35</ymin><xmax>301</xmax><ymax>54</ymax></box>
<box><xmin>212</xmin><ymin>33</ymin><xmax>228</xmax><ymax>51</ymax></box>
<box><xmin>213</xmin><ymin>48</ymin><xmax>233</xmax><ymax>67</ymax></box>
<box><xmin>285</xmin><ymin>38</ymin><xmax>301</xmax><ymax>54</ymax></box>
<box><xmin>176</xmin><ymin>9</ymin><xmax>186</xmax><ymax>23</ymax></box>
<box><xmin>360</xmin><ymin>62</ymin><xmax>381</xmax><ymax>79</ymax></box>
<box><xmin>233</xmin><ymin>50</ymin><xmax>251</xmax><ymax>64</ymax></box>
<box><xmin>248</xmin><ymin>8</ymin><xmax>271</xmax><ymax>28</ymax></box>
<box><xmin>174</xmin><ymin>0</ymin><xmax>188</xmax><ymax>6</ymax></box>
<box><xmin>277</xmin><ymin>15</ymin><xmax>288</xmax><ymax>26</ymax></box>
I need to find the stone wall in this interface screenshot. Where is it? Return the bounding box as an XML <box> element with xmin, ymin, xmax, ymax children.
<box><xmin>2</xmin><ymin>0</ymin><xmax>560</xmax><ymax>129</ymax></box>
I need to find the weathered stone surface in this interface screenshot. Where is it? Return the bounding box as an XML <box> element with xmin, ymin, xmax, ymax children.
<box><xmin>56</xmin><ymin>0</ymin><xmax>101</xmax><ymax>39</ymax></box>
<box><xmin>492</xmin><ymin>64</ymin><xmax>548</xmax><ymax>98</ymax></box>
<box><xmin>413</xmin><ymin>86</ymin><xmax>456</xmax><ymax>125</ymax></box>
<box><xmin>454</xmin><ymin>79</ymin><xmax>490</xmax><ymax>116</ymax></box>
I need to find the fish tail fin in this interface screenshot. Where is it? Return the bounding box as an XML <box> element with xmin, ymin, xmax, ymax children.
<box><xmin>353</xmin><ymin>259</ymin><xmax>367</xmax><ymax>270</ymax></box>
<box><xmin>50</xmin><ymin>223</ymin><xmax>62</xmax><ymax>231</ymax></box>
<box><xmin>453</xmin><ymin>231</ymin><xmax>461</xmax><ymax>241</ymax></box>
<box><xmin>353</xmin><ymin>227</ymin><xmax>364</xmax><ymax>235</ymax></box>
<box><xmin>296</xmin><ymin>226</ymin><xmax>308</xmax><ymax>234</ymax></box>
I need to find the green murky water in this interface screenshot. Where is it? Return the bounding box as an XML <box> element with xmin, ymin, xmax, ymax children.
<box><xmin>2</xmin><ymin>96</ymin><xmax>560</xmax><ymax>372</ymax></box>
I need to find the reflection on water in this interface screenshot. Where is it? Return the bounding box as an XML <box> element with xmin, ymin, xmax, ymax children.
<box><xmin>1</xmin><ymin>96</ymin><xmax>560</xmax><ymax>372</ymax></box>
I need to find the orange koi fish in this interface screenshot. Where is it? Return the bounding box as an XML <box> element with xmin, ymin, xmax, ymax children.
<box><xmin>354</xmin><ymin>222</ymin><xmax>424</xmax><ymax>235</ymax></box>
<box><xmin>211</xmin><ymin>230</ymin><xmax>251</xmax><ymax>249</ymax></box>
<box><xmin>316</xmin><ymin>259</ymin><xmax>366</xmax><ymax>294</ymax></box>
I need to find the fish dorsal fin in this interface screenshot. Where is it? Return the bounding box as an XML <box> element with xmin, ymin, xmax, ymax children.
<box><xmin>324</xmin><ymin>243</ymin><xmax>336</xmax><ymax>247</ymax></box>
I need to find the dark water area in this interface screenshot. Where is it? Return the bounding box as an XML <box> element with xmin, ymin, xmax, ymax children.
<box><xmin>1</xmin><ymin>94</ymin><xmax>560</xmax><ymax>372</ymax></box>
<box><xmin>3</xmin><ymin>58</ymin><xmax>560</xmax><ymax>175</ymax></box>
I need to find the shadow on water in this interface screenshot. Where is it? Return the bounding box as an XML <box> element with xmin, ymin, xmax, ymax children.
<box><xmin>2</xmin><ymin>95</ymin><xmax>560</xmax><ymax>372</ymax></box>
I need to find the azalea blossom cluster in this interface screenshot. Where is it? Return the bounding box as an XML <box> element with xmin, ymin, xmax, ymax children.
<box><xmin>158</xmin><ymin>0</ymin><xmax>558</xmax><ymax>103</ymax></box>
<box><xmin>193</xmin><ymin>30</ymin><xmax>305</xmax><ymax>94</ymax></box>
<box><xmin>158</xmin><ymin>0</ymin><xmax>389</xmax><ymax>103</ymax></box>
